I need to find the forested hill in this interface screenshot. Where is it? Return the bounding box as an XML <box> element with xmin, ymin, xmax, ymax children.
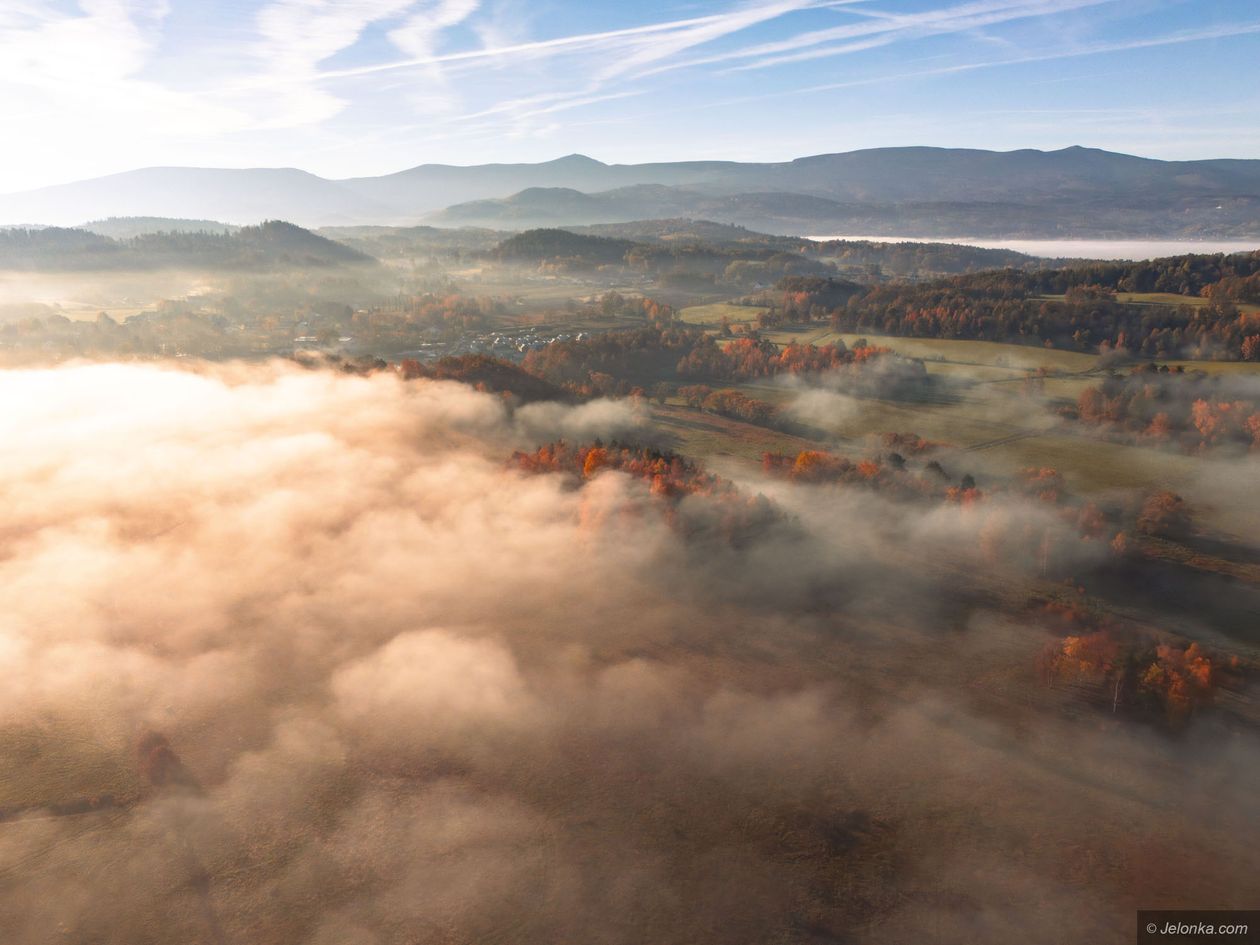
<box><xmin>80</xmin><ymin>217</ymin><xmax>240</xmax><ymax>239</ymax></box>
<box><xmin>492</xmin><ymin>228</ymin><xmax>640</xmax><ymax>265</ymax></box>
<box><xmin>489</xmin><ymin>226</ymin><xmax>1055</xmax><ymax>279</ymax></box>
<box><xmin>569</xmin><ymin>219</ymin><xmax>808</xmax><ymax>250</ymax></box>
<box><xmin>488</xmin><ymin>227</ymin><xmax>834</xmax><ymax>284</ymax></box>
<box><xmin>0</xmin><ymin>221</ymin><xmax>374</xmax><ymax>271</ymax></box>
<box><xmin>812</xmin><ymin>239</ymin><xmax>1041</xmax><ymax>275</ymax></box>
<box><xmin>797</xmin><ymin>250</ymin><xmax>1260</xmax><ymax>362</ymax></box>
<box><xmin>941</xmin><ymin>250</ymin><xmax>1260</xmax><ymax>300</ymax></box>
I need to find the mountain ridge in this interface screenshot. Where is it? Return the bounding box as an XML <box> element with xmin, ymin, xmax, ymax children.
<box><xmin>3</xmin><ymin>146</ymin><xmax>1259</xmax><ymax>238</ymax></box>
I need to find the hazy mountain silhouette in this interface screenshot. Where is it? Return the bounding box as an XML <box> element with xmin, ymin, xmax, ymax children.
<box><xmin>3</xmin><ymin>147</ymin><xmax>1259</xmax><ymax>237</ymax></box>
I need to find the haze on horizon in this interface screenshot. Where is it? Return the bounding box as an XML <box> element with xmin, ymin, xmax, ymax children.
<box><xmin>1</xmin><ymin>0</ymin><xmax>1258</xmax><ymax>193</ymax></box>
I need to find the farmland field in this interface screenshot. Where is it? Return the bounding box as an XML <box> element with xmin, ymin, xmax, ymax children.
<box><xmin>679</xmin><ymin>302</ymin><xmax>768</xmax><ymax>325</ymax></box>
<box><xmin>1117</xmin><ymin>292</ymin><xmax>1260</xmax><ymax>314</ymax></box>
<box><xmin>763</xmin><ymin>328</ymin><xmax>1104</xmax><ymax>373</ymax></box>
<box><xmin>707</xmin><ymin>329</ymin><xmax>1257</xmax><ymax>538</ymax></box>
<box><xmin>1038</xmin><ymin>291</ymin><xmax>1260</xmax><ymax>315</ymax></box>
<box><xmin>741</xmin><ymin>329</ymin><xmax>1258</xmax><ymax>533</ymax></box>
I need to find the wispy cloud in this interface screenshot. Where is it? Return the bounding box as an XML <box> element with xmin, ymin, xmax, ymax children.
<box><xmin>457</xmin><ymin>89</ymin><xmax>648</xmax><ymax>124</ymax></box>
<box><xmin>356</xmin><ymin>0</ymin><xmax>1117</xmax><ymax>143</ymax></box>
<box><xmin>253</xmin><ymin>0</ymin><xmax>414</xmax><ymax>73</ymax></box>
<box><xmin>0</xmin><ymin>1</ymin><xmax>167</xmax><ymax>87</ymax></box>
<box><xmin>388</xmin><ymin>0</ymin><xmax>481</xmax><ymax>58</ymax></box>
<box><xmin>612</xmin><ymin>16</ymin><xmax>1260</xmax><ymax>124</ymax></box>
<box><xmin>0</xmin><ymin>1</ymin><xmax>243</xmax><ymax>138</ymax></box>
<box><xmin>247</xmin><ymin>0</ymin><xmax>435</xmax><ymax>123</ymax></box>
<box><xmin>589</xmin><ymin>0</ymin><xmax>842</xmax><ymax>82</ymax></box>
<box><xmin>774</xmin><ymin>18</ymin><xmax>1260</xmax><ymax>94</ymax></box>
<box><xmin>311</xmin><ymin>7</ymin><xmax>800</xmax><ymax>81</ymax></box>
<box><xmin>636</xmin><ymin>0</ymin><xmax>1114</xmax><ymax>76</ymax></box>
<box><xmin>733</xmin><ymin>0</ymin><xmax>1114</xmax><ymax>70</ymax></box>
<box><xmin>293</xmin><ymin>0</ymin><xmax>836</xmax><ymax>148</ymax></box>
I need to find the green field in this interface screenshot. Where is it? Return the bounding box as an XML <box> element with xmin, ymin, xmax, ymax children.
<box><xmin>1157</xmin><ymin>359</ymin><xmax>1260</xmax><ymax>376</ymax></box>
<box><xmin>679</xmin><ymin>302</ymin><xmax>767</xmax><ymax>325</ymax></box>
<box><xmin>658</xmin><ymin>377</ymin><xmax>1259</xmax><ymax>538</ymax></box>
<box><xmin>650</xmin><ymin>403</ymin><xmax>818</xmax><ymax>462</ymax></box>
<box><xmin>1118</xmin><ymin>291</ymin><xmax>1260</xmax><ymax>315</ymax></box>
<box><xmin>684</xmin><ymin>328</ymin><xmax>1258</xmax><ymax>538</ymax></box>
<box><xmin>1038</xmin><ymin>291</ymin><xmax>1260</xmax><ymax>315</ymax></box>
<box><xmin>762</xmin><ymin>328</ymin><xmax>1103</xmax><ymax>373</ymax></box>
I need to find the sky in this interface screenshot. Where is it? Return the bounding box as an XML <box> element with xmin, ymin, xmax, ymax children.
<box><xmin>0</xmin><ymin>0</ymin><xmax>1258</xmax><ymax>191</ymax></box>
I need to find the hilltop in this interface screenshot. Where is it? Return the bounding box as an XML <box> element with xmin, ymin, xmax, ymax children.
<box><xmin>79</xmin><ymin>217</ymin><xmax>241</xmax><ymax>239</ymax></box>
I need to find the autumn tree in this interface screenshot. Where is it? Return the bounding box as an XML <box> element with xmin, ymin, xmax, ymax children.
<box><xmin>1137</xmin><ymin>491</ymin><xmax>1192</xmax><ymax>540</ymax></box>
<box><xmin>1139</xmin><ymin>643</ymin><xmax>1217</xmax><ymax>722</ymax></box>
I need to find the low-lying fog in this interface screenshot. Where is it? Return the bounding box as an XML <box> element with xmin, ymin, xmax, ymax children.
<box><xmin>805</xmin><ymin>236</ymin><xmax>1260</xmax><ymax>260</ymax></box>
<box><xmin>0</xmin><ymin>362</ymin><xmax>1256</xmax><ymax>945</ymax></box>
<box><xmin>0</xmin><ymin>271</ymin><xmax>219</xmax><ymax>321</ymax></box>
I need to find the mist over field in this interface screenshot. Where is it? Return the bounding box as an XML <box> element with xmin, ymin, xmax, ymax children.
<box><xmin>0</xmin><ymin>362</ymin><xmax>1255</xmax><ymax>945</ymax></box>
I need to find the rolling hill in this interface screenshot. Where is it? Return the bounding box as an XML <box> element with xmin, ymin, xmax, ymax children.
<box><xmin>0</xmin><ymin>220</ymin><xmax>373</xmax><ymax>271</ymax></box>
<box><xmin>80</xmin><ymin>217</ymin><xmax>241</xmax><ymax>238</ymax></box>
<box><xmin>492</xmin><ymin>228</ymin><xmax>641</xmax><ymax>265</ymax></box>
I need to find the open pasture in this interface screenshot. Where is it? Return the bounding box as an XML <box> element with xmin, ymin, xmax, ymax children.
<box><xmin>679</xmin><ymin>302</ymin><xmax>767</xmax><ymax>325</ymax></box>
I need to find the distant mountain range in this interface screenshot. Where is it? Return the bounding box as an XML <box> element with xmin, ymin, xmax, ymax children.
<box><xmin>2</xmin><ymin>147</ymin><xmax>1258</xmax><ymax>238</ymax></box>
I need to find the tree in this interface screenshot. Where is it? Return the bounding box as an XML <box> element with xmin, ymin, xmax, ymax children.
<box><xmin>1139</xmin><ymin>643</ymin><xmax>1217</xmax><ymax>721</ymax></box>
<box><xmin>1137</xmin><ymin>491</ymin><xmax>1191</xmax><ymax>540</ymax></box>
<box><xmin>583</xmin><ymin>447</ymin><xmax>608</xmax><ymax>477</ymax></box>
<box><xmin>677</xmin><ymin>384</ymin><xmax>712</xmax><ymax>408</ymax></box>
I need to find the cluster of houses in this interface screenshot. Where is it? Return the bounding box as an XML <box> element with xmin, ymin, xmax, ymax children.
<box><xmin>473</xmin><ymin>328</ymin><xmax>591</xmax><ymax>357</ymax></box>
<box><xmin>390</xmin><ymin>326</ymin><xmax>595</xmax><ymax>364</ymax></box>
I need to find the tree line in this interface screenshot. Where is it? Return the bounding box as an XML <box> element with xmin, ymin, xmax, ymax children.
<box><xmin>1069</xmin><ymin>363</ymin><xmax>1260</xmax><ymax>452</ymax></box>
<box><xmin>747</xmin><ymin>252</ymin><xmax>1260</xmax><ymax>361</ymax></box>
<box><xmin>510</xmin><ymin>440</ymin><xmax>782</xmax><ymax>547</ymax></box>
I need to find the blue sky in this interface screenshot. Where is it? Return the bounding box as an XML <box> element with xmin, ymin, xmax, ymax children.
<box><xmin>1</xmin><ymin>0</ymin><xmax>1257</xmax><ymax>190</ymax></box>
